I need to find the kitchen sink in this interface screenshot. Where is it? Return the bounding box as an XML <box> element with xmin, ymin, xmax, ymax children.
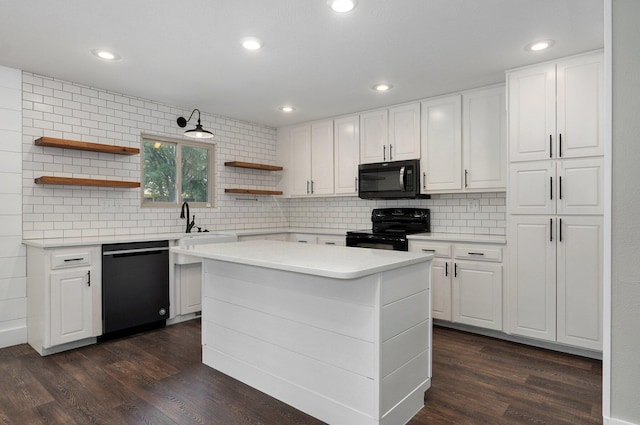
<box><xmin>174</xmin><ymin>232</ymin><xmax>238</xmax><ymax>264</ymax></box>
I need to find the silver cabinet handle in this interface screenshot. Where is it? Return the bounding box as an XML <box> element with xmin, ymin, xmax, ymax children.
<box><xmin>325</xmin><ymin>242</ymin><xmax>336</xmax><ymax>245</ymax></box>
<box><xmin>306</xmin><ymin>180</ymin><xmax>310</xmax><ymax>194</ymax></box>
<box><xmin>468</xmin><ymin>252</ymin><xmax>485</xmax><ymax>256</ymax></box>
<box><xmin>423</xmin><ymin>171</ymin><xmax>426</xmax><ymax>190</ymax></box>
<box><xmin>383</xmin><ymin>145</ymin><xmax>386</xmax><ymax>161</ymax></box>
<box><xmin>87</xmin><ymin>270</ymin><xmax>91</xmax><ymax>287</ymax></box>
<box><xmin>355</xmin><ymin>177</ymin><xmax>358</xmax><ymax>192</ymax></box>
<box><xmin>421</xmin><ymin>249</ymin><xmax>436</xmax><ymax>252</ymax></box>
<box><xmin>465</xmin><ymin>169</ymin><xmax>468</xmax><ymax>188</ymax></box>
<box><xmin>389</xmin><ymin>144</ymin><xmax>393</xmax><ymax>160</ymax></box>
<box><xmin>310</xmin><ymin>180</ymin><xmax>314</xmax><ymax>194</ymax></box>
<box><xmin>399</xmin><ymin>166</ymin><xmax>406</xmax><ymax>190</ymax></box>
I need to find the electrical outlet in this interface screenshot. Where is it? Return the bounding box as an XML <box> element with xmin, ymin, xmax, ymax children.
<box><xmin>467</xmin><ymin>199</ymin><xmax>480</xmax><ymax>212</ymax></box>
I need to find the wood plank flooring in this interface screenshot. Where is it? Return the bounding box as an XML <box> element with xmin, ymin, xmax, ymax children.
<box><xmin>0</xmin><ymin>321</ymin><xmax>602</xmax><ymax>425</ymax></box>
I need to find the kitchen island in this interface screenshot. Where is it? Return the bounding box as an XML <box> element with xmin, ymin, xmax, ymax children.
<box><xmin>171</xmin><ymin>240</ymin><xmax>433</xmax><ymax>425</ymax></box>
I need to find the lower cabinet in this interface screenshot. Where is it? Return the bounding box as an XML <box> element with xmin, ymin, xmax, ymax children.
<box><xmin>508</xmin><ymin>215</ymin><xmax>603</xmax><ymax>351</ymax></box>
<box><xmin>27</xmin><ymin>245</ymin><xmax>102</xmax><ymax>355</ymax></box>
<box><xmin>409</xmin><ymin>240</ymin><xmax>503</xmax><ymax>331</ymax></box>
<box><xmin>176</xmin><ymin>263</ymin><xmax>202</xmax><ymax>315</ymax></box>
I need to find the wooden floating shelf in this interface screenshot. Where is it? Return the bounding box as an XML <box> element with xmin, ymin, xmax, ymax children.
<box><xmin>225</xmin><ymin>188</ymin><xmax>283</xmax><ymax>196</ymax></box>
<box><xmin>224</xmin><ymin>161</ymin><xmax>283</xmax><ymax>171</ymax></box>
<box><xmin>35</xmin><ymin>176</ymin><xmax>141</xmax><ymax>188</ymax></box>
<box><xmin>35</xmin><ymin>137</ymin><xmax>140</xmax><ymax>155</ymax></box>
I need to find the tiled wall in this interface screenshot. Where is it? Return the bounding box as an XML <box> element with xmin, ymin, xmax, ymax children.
<box><xmin>22</xmin><ymin>72</ymin><xmax>287</xmax><ymax>239</ymax></box>
<box><xmin>288</xmin><ymin>192</ymin><xmax>506</xmax><ymax>234</ymax></box>
<box><xmin>0</xmin><ymin>66</ymin><xmax>26</xmax><ymax>348</ymax></box>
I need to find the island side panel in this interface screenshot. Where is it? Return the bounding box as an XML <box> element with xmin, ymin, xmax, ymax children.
<box><xmin>201</xmin><ymin>259</ymin><xmax>382</xmax><ymax>425</ymax></box>
<box><xmin>379</xmin><ymin>261</ymin><xmax>432</xmax><ymax>425</ymax></box>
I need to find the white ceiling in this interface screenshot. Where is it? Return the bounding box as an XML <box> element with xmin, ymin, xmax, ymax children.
<box><xmin>0</xmin><ymin>0</ymin><xmax>603</xmax><ymax>128</ymax></box>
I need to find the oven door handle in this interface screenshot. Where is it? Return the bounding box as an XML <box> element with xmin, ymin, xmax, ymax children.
<box><xmin>399</xmin><ymin>166</ymin><xmax>406</xmax><ymax>191</ymax></box>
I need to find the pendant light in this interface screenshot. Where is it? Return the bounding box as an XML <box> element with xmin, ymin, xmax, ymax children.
<box><xmin>176</xmin><ymin>108</ymin><xmax>214</xmax><ymax>139</ymax></box>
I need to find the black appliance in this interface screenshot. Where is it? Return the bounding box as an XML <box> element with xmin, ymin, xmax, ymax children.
<box><xmin>358</xmin><ymin>159</ymin><xmax>428</xmax><ymax>200</ymax></box>
<box><xmin>346</xmin><ymin>208</ymin><xmax>430</xmax><ymax>251</ymax></box>
<box><xmin>100</xmin><ymin>240</ymin><xmax>169</xmax><ymax>340</ymax></box>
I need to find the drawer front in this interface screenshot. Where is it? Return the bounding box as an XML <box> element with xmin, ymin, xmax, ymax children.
<box><xmin>408</xmin><ymin>241</ymin><xmax>452</xmax><ymax>258</ymax></box>
<box><xmin>454</xmin><ymin>245</ymin><xmax>502</xmax><ymax>262</ymax></box>
<box><xmin>51</xmin><ymin>251</ymin><xmax>92</xmax><ymax>269</ymax></box>
<box><xmin>317</xmin><ymin>236</ymin><xmax>346</xmax><ymax>246</ymax></box>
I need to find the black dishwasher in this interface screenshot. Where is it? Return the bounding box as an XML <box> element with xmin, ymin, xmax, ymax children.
<box><xmin>101</xmin><ymin>240</ymin><xmax>169</xmax><ymax>339</ymax></box>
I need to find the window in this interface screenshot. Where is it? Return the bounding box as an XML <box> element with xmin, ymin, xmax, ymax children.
<box><xmin>141</xmin><ymin>135</ymin><xmax>214</xmax><ymax>207</ymax></box>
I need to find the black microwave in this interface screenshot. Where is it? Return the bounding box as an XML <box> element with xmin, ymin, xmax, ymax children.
<box><xmin>358</xmin><ymin>159</ymin><xmax>429</xmax><ymax>199</ymax></box>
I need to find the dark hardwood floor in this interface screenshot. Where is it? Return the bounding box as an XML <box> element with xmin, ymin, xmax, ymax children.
<box><xmin>0</xmin><ymin>320</ymin><xmax>602</xmax><ymax>425</ymax></box>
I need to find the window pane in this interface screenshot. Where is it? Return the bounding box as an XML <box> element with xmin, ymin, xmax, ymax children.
<box><xmin>143</xmin><ymin>140</ymin><xmax>177</xmax><ymax>203</ymax></box>
<box><xmin>181</xmin><ymin>145</ymin><xmax>209</xmax><ymax>202</ymax></box>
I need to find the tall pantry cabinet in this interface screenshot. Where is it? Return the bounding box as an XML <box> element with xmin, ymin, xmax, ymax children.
<box><xmin>506</xmin><ymin>51</ymin><xmax>604</xmax><ymax>352</ymax></box>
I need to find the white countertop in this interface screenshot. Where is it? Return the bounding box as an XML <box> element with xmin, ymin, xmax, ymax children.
<box><xmin>171</xmin><ymin>239</ymin><xmax>433</xmax><ymax>279</ymax></box>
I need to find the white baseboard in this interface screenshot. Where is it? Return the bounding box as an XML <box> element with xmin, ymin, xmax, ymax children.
<box><xmin>0</xmin><ymin>325</ymin><xmax>27</xmax><ymax>348</ymax></box>
<box><xmin>605</xmin><ymin>416</ymin><xmax>639</xmax><ymax>425</ymax></box>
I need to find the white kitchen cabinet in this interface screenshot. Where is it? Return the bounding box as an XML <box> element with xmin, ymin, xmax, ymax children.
<box><xmin>26</xmin><ymin>245</ymin><xmax>102</xmax><ymax>355</ymax></box>
<box><xmin>360</xmin><ymin>104</ymin><xmax>420</xmax><ymax>164</ymax></box>
<box><xmin>50</xmin><ymin>268</ymin><xmax>93</xmax><ymax>346</ymax></box>
<box><xmin>177</xmin><ymin>263</ymin><xmax>202</xmax><ymax>315</ymax></box>
<box><xmin>508</xmin><ymin>215</ymin><xmax>603</xmax><ymax>350</ymax></box>
<box><xmin>289</xmin><ymin>122</ymin><xmax>334</xmax><ymax>196</ymax></box>
<box><xmin>334</xmin><ymin>115</ymin><xmax>360</xmax><ymax>195</ymax></box>
<box><xmin>452</xmin><ymin>247</ymin><xmax>503</xmax><ymax>331</ymax></box>
<box><xmin>360</xmin><ymin>109</ymin><xmax>388</xmax><ymax>164</ymax></box>
<box><xmin>556</xmin><ymin>216</ymin><xmax>603</xmax><ymax>350</ymax></box>
<box><xmin>462</xmin><ymin>85</ymin><xmax>507</xmax><ymax>190</ymax></box>
<box><xmin>388</xmin><ymin>103</ymin><xmax>421</xmax><ymax>161</ymax></box>
<box><xmin>509</xmin><ymin>158</ymin><xmax>603</xmax><ymax>215</ymax></box>
<box><xmin>420</xmin><ymin>95</ymin><xmax>462</xmax><ymax>192</ymax></box>
<box><xmin>508</xmin><ymin>52</ymin><xmax>603</xmax><ymax>162</ymax></box>
<box><xmin>409</xmin><ymin>240</ymin><xmax>502</xmax><ymax>330</ymax></box>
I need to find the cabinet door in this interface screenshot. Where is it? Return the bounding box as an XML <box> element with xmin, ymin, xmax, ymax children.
<box><xmin>556</xmin><ymin>53</ymin><xmax>604</xmax><ymax>158</ymax></box>
<box><xmin>50</xmin><ymin>268</ymin><xmax>92</xmax><ymax>346</ymax></box>
<box><xmin>556</xmin><ymin>216</ymin><xmax>603</xmax><ymax>350</ymax></box>
<box><xmin>507</xmin><ymin>63</ymin><xmax>556</xmax><ymax>162</ymax></box>
<box><xmin>388</xmin><ymin>103</ymin><xmax>420</xmax><ymax>161</ymax></box>
<box><xmin>421</xmin><ymin>95</ymin><xmax>462</xmax><ymax>192</ymax></box>
<box><xmin>431</xmin><ymin>259</ymin><xmax>452</xmax><ymax>321</ymax></box>
<box><xmin>557</xmin><ymin>158</ymin><xmax>604</xmax><ymax>215</ymax></box>
<box><xmin>508</xmin><ymin>216</ymin><xmax>556</xmax><ymax>341</ymax></box>
<box><xmin>179</xmin><ymin>263</ymin><xmax>202</xmax><ymax>315</ymax></box>
<box><xmin>463</xmin><ymin>86</ymin><xmax>507</xmax><ymax>190</ymax></box>
<box><xmin>452</xmin><ymin>260</ymin><xmax>502</xmax><ymax>330</ymax></box>
<box><xmin>310</xmin><ymin>121</ymin><xmax>334</xmax><ymax>195</ymax></box>
<box><xmin>290</xmin><ymin>125</ymin><xmax>312</xmax><ymax>196</ymax></box>
<box><xmin>334</xmin><ymin>115</ymin><xmax>360</xmax><ymax>195</ymax></box>
<box><xmin>508</xmin><ymin>161</ymin><xmax>555</xmax><ymax>215</ymax></box>
<box><xmin>359</xmin><ymin>109</ymin><xmax>388</xmax><ymax>164</ymax></box>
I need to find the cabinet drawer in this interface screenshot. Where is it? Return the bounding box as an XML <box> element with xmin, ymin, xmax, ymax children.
<box><xmin>293</xmin><ymin>234</ymin><xmax>318</xmax><ymax>244</ymax></box>
<box><xmin>454</xmin><ymin>245</ymin><xmax>502</xmax><ymax>262</ymax></box>
<box><xmin>51</xmin><ymin>251</ymin><xmax>92</xmax><ymax>269</ymax></box>
<box><xmin>408</xmin><ymin>241</ymin><xmax>452</xmax><ymax>258</ymax></box>
<box><xmin>317</xmin><ymin>236</ymin><xmax>346</xmax><ymax>246</ymax></box>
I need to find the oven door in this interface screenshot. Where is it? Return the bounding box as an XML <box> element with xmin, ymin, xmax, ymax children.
<box><xmin>346</xmin><ymin>233</ymin><xmax>408</xmax><ymax>251</ymax></box>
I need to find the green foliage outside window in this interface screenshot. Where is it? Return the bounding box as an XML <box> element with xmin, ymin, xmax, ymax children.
<box><xmin>142</xmin><ymin>138</ymin><xmax>212</xmax><ymax>206</ymax></box>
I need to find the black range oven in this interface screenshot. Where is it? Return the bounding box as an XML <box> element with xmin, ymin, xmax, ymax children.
<box><xmin>346</xmin><ymin>208</ymin><xmax>430</xmax><ymax>251</ymax></box>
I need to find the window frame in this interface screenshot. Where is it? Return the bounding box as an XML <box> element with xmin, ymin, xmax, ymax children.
<box><xmin>140</xmin><ymin>134</ymin><xmax>215</xmax><ymax>208</ymax></box>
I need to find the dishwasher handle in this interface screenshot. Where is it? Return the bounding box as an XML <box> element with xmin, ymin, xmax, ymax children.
<box><xmin>103</xmin><ymin>247</ymin><xmax>169</xmax><ymax>257</ymax></box>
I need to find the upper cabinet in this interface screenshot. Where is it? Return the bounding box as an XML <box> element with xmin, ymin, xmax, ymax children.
<box><xmin>508</xmin><ymin>52</ymin><xmax>604</xmax><ymax>162</ymax></box>
<box><xmin>421</xmin><ymin>95</ymin><xmax>462</xmax><ymax>192</ymax></box>
<box><xmin>289</xmin><ymin>121</ymin><xmax>334</xmax><ymax>196</ymax></box>
<box><xmin>360</xmin><ymin>103</ymin><xmax>420</xmax><ymax>164</ymax></box>
<box><xmin>420</xmin><ymin>86</ymin><xmax>506</xmax><ymax>194</ymax></box>
<box><xmin>334</xmin><ymin>115</ymin><xmax>360</xmax><ymax>195</ymax></box>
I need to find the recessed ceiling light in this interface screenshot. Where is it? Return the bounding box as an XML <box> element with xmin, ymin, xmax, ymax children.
<box><xmin>525</xmin><ymin>40</ymin><xmax>555</xmax><ymax>52</ymax></box>
<box><xmin>372</xmin><ymin>83</ymin><xmax>393</xmax><ymax>92</ymax></box>
<box><xmin>241</xmin><ymin>37</ymin><xmax>263</xmax><ymax>50</ymax></box>
<box><xmin>280</xmin><ymin>106</ymin><xmax>295</xmax><ymax>113</ymax></box>
<box><xmin>328</xmin><ymin>0</ymin><xmax>358</xmax><ymax>13</ymax></box>
<box><xmin>91</xmin><ymin>49</ymin><xmax>121</xmax><ymax>61</ymax></box>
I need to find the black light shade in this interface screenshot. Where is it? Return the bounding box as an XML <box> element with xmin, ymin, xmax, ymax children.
<box><xmin>176</xmin><ymin>109</ymin><xmax>214</xmax><ymax>139</ymax></box>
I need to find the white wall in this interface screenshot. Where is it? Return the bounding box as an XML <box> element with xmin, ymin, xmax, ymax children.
<box><xmin>610</xmin><ymin>0</ymin><xmax>640</xmax><ymax>423</ymax></box>
<box><xmin>0</xmin><ymin>66</ymin><xmax>26</xmax><ymax>348</ymax></box>
<box><xmin>22</xmin><ymin>72</ymin><xmax>288</xmax><ymax>238</ymax></box>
